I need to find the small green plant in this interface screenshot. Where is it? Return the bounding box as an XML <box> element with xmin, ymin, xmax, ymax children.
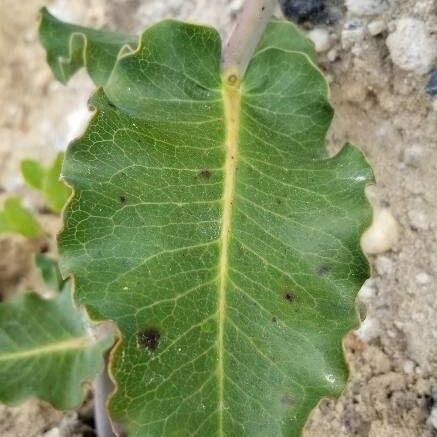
<box><xmin>0</xmin><ymin>1</ymin><xmax>374</xmax><ymax>436</ymax></box>
<box><xmin>0</xmin><ymin>255</ymin><xmax>113</xmax><ymax>409</ymax></box>
<box><xmin>21</xmin><ymin>152</ymin><xmax>71</xmax><ymax>213</ymax></box>
<box><xmin>0</xmin><ymin>197</ymin><xmax>42</xmax><ymax>238</ymax></box>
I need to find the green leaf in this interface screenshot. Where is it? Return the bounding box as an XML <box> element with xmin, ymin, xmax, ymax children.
<box><xmin>38</xmin><ymin>7</ymin><xmax>137</xmax><ymax>86</ymax></box>
<box><xmin>0</xmin><ymin>288</ymin><xmax>113</xmax><ymax>409</ymax></box>
<box><xmin>20</xmin><ymin>159</ymin><xmax>46</xmax><ymax>190</ymax></box>
<box><xmin>20</xmin><ymin>153</ymin><xmax>71</xmax><ymax>213</ymax></box>
<box><xmin>35</xmin><ymin>254</ymin><xmax>66</xmax><ymax>293</ymax></box>
<box><xmin>0</xmin><ymin>197</ymin><xmax>42</xmax><ymax>238</ymax></box>
<box><xmin>43</xmin><ymin>153</ymin><xmax>71</xmax><ymax>212</ymax></box>
<box><xmin>255</xmin><ymin>18</ymin><xmax>317</xmax><ymax>61</ymax></box>
<box><xmin>54</xmin><ymin>18</ymin><xmax>373</xmax><ymax>437</ymax></box>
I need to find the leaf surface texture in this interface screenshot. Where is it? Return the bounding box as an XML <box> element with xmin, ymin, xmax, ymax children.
<box><xmin>44</xmin><ymin>15</ymin><xmax>374</xmax><ymax>436</ymax></box>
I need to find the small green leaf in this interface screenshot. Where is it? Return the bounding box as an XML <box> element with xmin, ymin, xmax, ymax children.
<box><xmin>43</xmin><ymin>153</ymin><xmax>71</xmax><ymax>212</ymax></box>
<box><xmin>35</xmin><ymin>254</ymin><xmax>66</xmax><ymax>293</ymax></box>
<box><xmin>0</xmin><ymin>197</ymin><xmax>42</xmax><ymax>238</ymax></box>
<box><xmin>21</xmin><ymin>153</ymin><xmax>71</xmax><ymax>213</ymax></box>
<box><xmin>38</xmin><ymin>7</ymin><xmax>137</xmax><ymax>86</ymax></box>
<box><xmin>20</xmin><ymin>159</ymin><xmax>46</xmax><ymax>190</ymax></box>
<box><xmin>0</xmin><ymin>288</ymin><xmax>113</xmax><ymax>409</ymax></box>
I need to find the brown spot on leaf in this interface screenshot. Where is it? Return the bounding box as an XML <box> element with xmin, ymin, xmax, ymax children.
<box><xmin>316</xmin><ymin>265</ymin><xmax>331</xmax><ymax>276</ymax></box>
<box><xmin>281</xmin><ymin>393</ymin><xmax>294</xmax><ymax>405</ymax></box>
<box><xmin>283</xmin><ymin>290</ymin><xmax>296</xmax><ymax>302</ymax></box>
<box><xmin>198</xmin><ymin>169</ymin><xmax>211</xmax><ymax>179</ymax></box>
<box><xmin>137</xmin><ymin>328</ymin><xmax>160</xmax><ymax>351</ymax></box>
<box><xmin>271</xmin><ymin>316</ymin><xmax>277</xmax><ymax>323</ymax></box>
<box><xmin>119</xmin><ymin>195</ymin><xmax>126</xmax><ymax>204</ymax></box>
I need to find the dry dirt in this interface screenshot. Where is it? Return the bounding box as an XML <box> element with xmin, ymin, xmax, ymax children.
<box><xmin>0</xmin><ymin>0</ymin><xmax>436</xmax><ymax>436</ymax></box>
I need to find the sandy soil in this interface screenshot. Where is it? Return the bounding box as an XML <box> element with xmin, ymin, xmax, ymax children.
<box><xmin>0</xmin><ymin>0</ymin><xmax>436</xmax><ymax>436</ymax></box>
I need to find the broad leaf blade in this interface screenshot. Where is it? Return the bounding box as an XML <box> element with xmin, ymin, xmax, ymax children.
<box><xmin>57</xmin><ymin>19</ymin><xmax>373</xmax><ymax>436</ymax></box>
<box><xmin>0</xmin><ymin>288</ymin><xmax>113</xmax><ymax>409</ymax></box>
<box><xmin>38</xmin><ymin>7</ymin><xmax>137</xmax><ymax>86</ymax></box>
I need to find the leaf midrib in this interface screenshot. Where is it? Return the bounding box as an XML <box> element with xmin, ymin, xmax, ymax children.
<box><xmin>0</xmin><ymin>336</ymin><xmax>89</xmax><ymax>362</ymax></box>
<box><xmin>217</xmin><ymin>78</ymin><xmax>241</xmax><ymax>434</ymax></box>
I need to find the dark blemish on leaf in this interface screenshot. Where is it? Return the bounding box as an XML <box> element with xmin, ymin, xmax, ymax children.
<box><xmin>271</xmin><ymin>316</ymin><xmax>277</xmax><ymax>323</ymax></box>
<box><xmin>283</xmin><ymin>290</ymin><xmax>296</xmax><ymax>302</ymax></box>
<box><xmin>119</xmin><ymin>195</ymin><xmax>126</xmax><ymax>204</ymax></box>
<box><xmin>107</xmin><ymin>100</ymin><xmax>116</xmax><ymax>109</ymax></box>
<box><xmin>315</xmin><ymin>264</ymin><xmax>330</xmax><ymax>276</ymax></box>
<box><xmin>276</xmin><ymin>198</ymin><xmax>282</xmax><ymax>205</ymax></box>
<box><xmin>137</xmin><ymin>328</ymin><xmax>160</xmax><ymax>351</ymax></box>
<box><xmin>198</xmin><ymin>169</ymin><xmax>211</xmax><ymax>179</ymax></box>
<box><xmin>281</xmin><ymin>393</ymin><xmax>294</xmax><ymax>405</ymax></box>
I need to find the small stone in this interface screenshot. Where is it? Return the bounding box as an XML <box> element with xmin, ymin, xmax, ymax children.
<box><xmin>327</xmin><ymin>48</ymin><xmax>338</xmax><ymax>62</ymax></box>
<box><xmin>342</xmin><ymin>19</ymin><xmax>365</xmax><ymax>48</ymax></box>
<box><xmin>346</xmin><ymin>0</ymin><xmax>388</xmax><ymax>16</ymax></box>
<box><xmin>426</xmin><ymin>70</ymin><xmax>437</xmax><ymax>97</ymax></box>
<box><xmin>358</xmin><ymin>278</ymin><xmax>377</xmax><ymax>302</ymax></box>
<box><xmin>279</xmin><ymin>0</ymin><xmax>329</xmax><ymax>24</ymax></box>
<box><xmin>402</xmin><ymin>360</ymin><xmax>415</xmax><ymax>374</ymax></box>
<box><xmin>386</xmin><ymin>18</ymin><xmax>436</xmax><ymax>75</ymax></box>
<box><xmin>408</xmin><ymin>210</ymin><xmax>429</xmax><ymax>231</ymax></box>
<box><xmin>307</xmin><ymin>28</ymin><xmax>331</xmax><ymax>52</ymax></box>
<box><xmin>361</xmin><ymin>208</ymin><xmax>399</xmax><ymax>254</ymax></box>
<box><xmin>368</xmin><ymin>19</ymin><xmax>386</xmax><ymax>36</ymax></box>
<box><xmin>429</xmin><ymin>407</ymin><xmax>437</xmax><ymax>430</ymax></box>
<box><xmin>375</xmin><ymin>255</ymin><xmax>393</xmax><ymax>276</ymax></box>
<box><xmin>415</xmin><ymin>272</ymin><xmax>431</xmax><ymax>285</ymax></box>
<box><xmin>43</xmin><ymin>429</ymin><xmax>61</xmax><ymax>437</ymax></box>
<box><xmin>355</xmin><ymin>317</ymin><xmax>380</xmax><ymax>342</ymax></box>
<box><xmin>403</xmin><ymin>145</ymin><xmax>423</xmax><ymax>167</ymax></box>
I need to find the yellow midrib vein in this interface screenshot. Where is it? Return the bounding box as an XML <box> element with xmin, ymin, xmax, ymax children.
<box><xmin>217</xmin><ymin>75</ymin><xmax>241</xmax><ymax>435</ymax></box>
<box><xmin>0</xmin><ymin>336</ymin><xmax>90</xmax><ymax>362</ymax></box>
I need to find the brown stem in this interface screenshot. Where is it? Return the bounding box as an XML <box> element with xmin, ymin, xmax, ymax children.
<box><xmin>221</xmin><ymin>0</ymin><xmax>276</xmax><ymax>78</ymax></box>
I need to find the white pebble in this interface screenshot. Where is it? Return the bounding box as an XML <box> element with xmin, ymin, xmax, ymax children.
<box><xmin>386</xmin><ymin>18</ymin><xmax>437</xmax><ymax>75</ymax></box>
<box><xmin>355</xmin><ymin>317</ymin><xmax>380</xmax><ymax>342</ymax></box>
<box><xmin>342</xmin><ymin>20</ymin><xmax>365</xmax><ymax>49</ymax></box>
<box><xmin>402</xmin><ymin>360</ymin><xmax>415</xmax><ymax>375</ymax></box>
<box><xmin>307</xmin><ymin>28</ymin><xmax>331</xmax><ymax>53</ymax></box>
<box><xmin>375</xmin><ymin>255</ymin><xmax>393</xmax><ymax>275</ymax></box>
<box><xmin>346</xmin><ymin>0</ymin><xmax>389</xmax><ymax>16</ymax></box>
<box><xmin>403</xmin><ymin>145</ymin><xmax>423</xmax><ymax>167</ymax></box>
<box><xmin>358</xmin><ymin>279</ymin><xmax>377</xmax><ymax>301</ymax></box>
<box><xmin>368</xmin><ymin>19</ymin><xmax>386</xmax><ymax>36</ymax></box>
<box><xmin>327</xmin><ymin>48</ymin><xmax>338</xmax><ymax>62</ymax></box>
<box><xmin>43</xmin><ymin>429</ymin><xmax>61</xmax><ymax>437</ymax></box>
<box><xmin>408</xmin><ymin>210</ymin><xmax>429</xmax><ymax>231</ymax></box>
<box><xmin>429</xmin><ymin>407</ymin><xmax>437</xmax><ymax>430</ymax></box>
<box><xmin>415</xmin><ymin>272</ymin><xmax>431</xmax><ymax>285</ymax></box>
<box><xmin>361</xmin><ymin>208</ymin><xmax>399</xmax><ymax>254</ymax></box>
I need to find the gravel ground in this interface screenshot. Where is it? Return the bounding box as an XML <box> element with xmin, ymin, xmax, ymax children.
<box><xmin>0</xmin><ymin>0</ymin><xmax>436</xmax><ymax>436</ymax></box>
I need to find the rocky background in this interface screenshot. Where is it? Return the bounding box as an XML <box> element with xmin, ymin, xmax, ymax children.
<box><xmin>0</xmin><ymin>0</ymin><xmax>436</xmax><ymax>436</ymax></box>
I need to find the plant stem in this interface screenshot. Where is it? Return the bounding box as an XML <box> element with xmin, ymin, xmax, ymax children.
<box><xmin>221</xmin><ymin>0</ymin><xmax>276</xmax><ymax>79</ymax></box>
<box><xmin>94</xmin><ymin>356</ymin><xmax>116</xmax><ymax>437</ymax></box>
